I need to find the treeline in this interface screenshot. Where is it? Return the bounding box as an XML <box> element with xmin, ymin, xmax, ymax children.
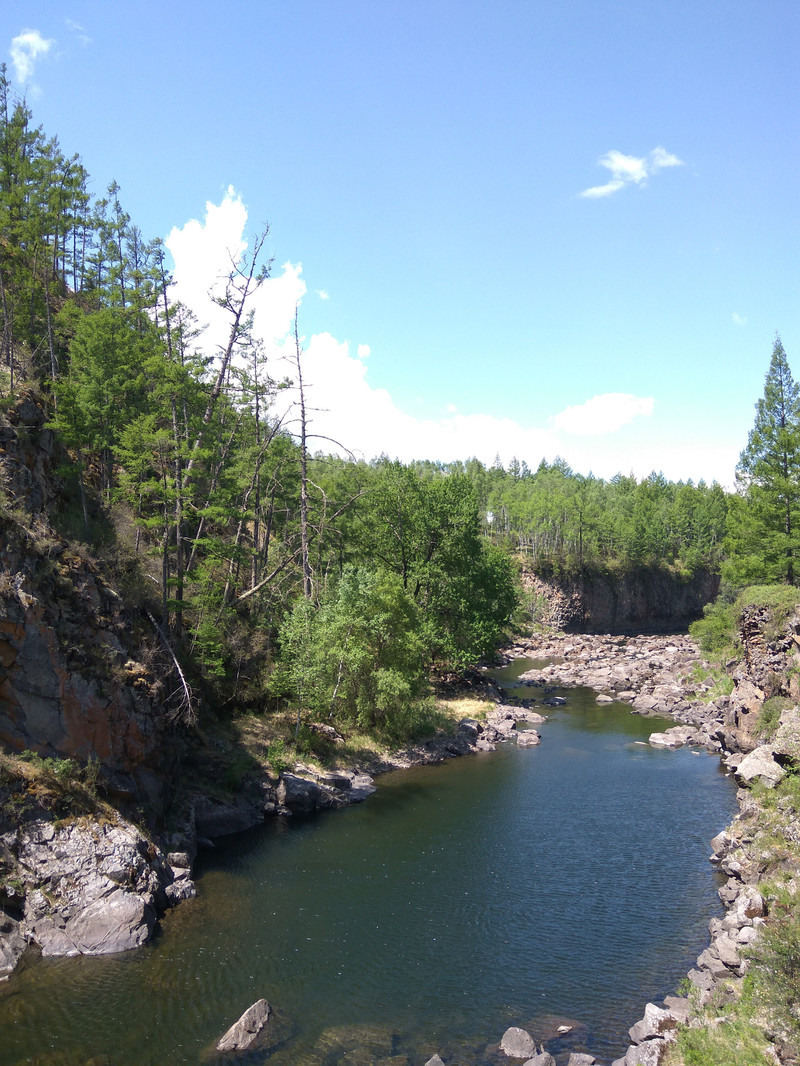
<box><xmin>433</xmin><ymin>457</ymin><xmax>728</xmax><ymax>574</ymax></box>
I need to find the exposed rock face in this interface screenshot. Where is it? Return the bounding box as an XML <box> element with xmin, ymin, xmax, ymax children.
<box><xmin>522</xmin><ymin>566</ymin><xmax>719</xmax><ymax>634</ymax></box>
<box><xmin>0</xmin><ymin>913</ymin><xmax>26</xmax><ymax>980</ymax></box>
<box><xmin>8</xmin><ymin>815</ymin><xmax>171</xmax><ymax>958</ymax></box>
<box><xmin>0</xmin><ymin>395</ymin><xmax>172</xmax><ymax>807</ymax></box>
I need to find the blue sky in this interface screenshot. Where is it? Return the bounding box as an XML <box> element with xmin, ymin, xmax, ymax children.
<box><xmin>4</xmin><ymin>1</ymin><xmax>799</xmax><ymax>485</ymax></box>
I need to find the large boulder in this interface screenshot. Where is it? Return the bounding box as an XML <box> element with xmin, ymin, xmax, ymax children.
<box><xmin>734</xmin><ymin>746</ymin><xmax>786</xmax><ymax>788</ymax></box>
<box><xmin>500</xmin><ymin>1026</ymin><xmax>536</xmax><ymax>1058</ymax></box>
<box><xmin>17</xmin><ymin>816</ymin><xmax>167</xmax><ymax>958</ymax></box>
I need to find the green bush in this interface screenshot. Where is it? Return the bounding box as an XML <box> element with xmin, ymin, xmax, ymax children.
<box><xmin>689</xmin><ymin>598</ymin><xmax>738</xmax><ymax>653</ymax></box>
<box><xmin>757</xmin><ymin>696</ymin><xmax>790</xmax><ymax>740</ymax></box>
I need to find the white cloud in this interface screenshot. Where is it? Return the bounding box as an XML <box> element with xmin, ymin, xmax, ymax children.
<box><xmin>549</xmin><ymin>393</ymin><xmax>654</xmax><ymax>436</ymax></box>
<box><xmin>10</xmin><ymin>29</ymin><xmax>54</xmax><ymax>83</ymax></box>
<box><xmin>168</xmin><ymin>190</ymin><xmax>730</xmax><ymax>483</ymax></box>
<box><xmin>732</xmin><ymin>312</ymin><xmax>748</xmax><ymax>327</ymax></box>
<box><xmin>316</xmin><ymin>289</ymin><xmax>330</xmax><ymax>300</ymax></box>
<box><xmin>580</xmin><ymin>146</ymin><xmax>683</xmax><ymax>198</ymax></box>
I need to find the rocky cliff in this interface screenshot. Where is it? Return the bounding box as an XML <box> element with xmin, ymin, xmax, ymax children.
<box><xmin>0</xmin><ymin>392</ymin><xmax>173</xmax><ymax>808</ymax></box>
<box><xmin>523</xmin><ymin>564</ymin><xmax>719</xmax><ymax>633</ymax></box>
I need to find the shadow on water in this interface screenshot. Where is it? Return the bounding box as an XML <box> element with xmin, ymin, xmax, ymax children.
<box><xmin>0</xmin><ymin>659</ymin><xmax>737</xmax><ymax>1066</ymax></box>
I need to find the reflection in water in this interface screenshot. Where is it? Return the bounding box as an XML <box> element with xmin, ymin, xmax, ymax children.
<box><xmin>0</xmin><ymin>664</ymin><xmax>736</xmax><ymax>1065</ymax></box>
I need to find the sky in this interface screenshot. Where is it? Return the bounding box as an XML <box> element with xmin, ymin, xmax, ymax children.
<box><xmin>4</xmin><ymin>1</ymin><xmax>799</xmax><ymax>486</ymax></box>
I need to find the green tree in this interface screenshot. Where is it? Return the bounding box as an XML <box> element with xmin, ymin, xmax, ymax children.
<box><xmin>731</xmin><ymin>336</ymin><xmax>800</xmax><ymax>585</ymax></box>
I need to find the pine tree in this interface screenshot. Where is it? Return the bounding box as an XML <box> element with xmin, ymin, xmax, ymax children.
<box><xmin>733</xmin><ymin>335</ymin><xmax>800</xmax><ymax>584</ymax></box>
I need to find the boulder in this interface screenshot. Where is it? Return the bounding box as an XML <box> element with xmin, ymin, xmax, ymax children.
<box><xmin>661</xmin><ymin>996</ymin><xmax>691</xmax><ymax>1025</ymax></box>
<box><xmin>523</xmin><ymin>1053</ymin><xmax>555</xmax><ymax>1066</ymax></box>
<box><xmin>194</xmin><ymin>793</ymin><xmax>265</xmax><ymax>837</ymax></box>
<box><xmin>624</xmin><ymin>1040</ymin><xmax>670</xmax><ymax>1065</ymax></box>
<box><xmin>216</xmin><ymin>998</ymin><xmax>271</xmax><ymax>1052</ymax></box>
<box><xmin>277</xmin><ymin>773</ymin><xmax>322</xmax><ymax>812</ymax></box>
<box><xmin>0</xmin><ymin>913</ymin><xmax>26</xmax><ymax>980</ymax></box>
<box><xmin>18</xmin><ymin>817</ymin><xmax>167</xmax><ymax>959</ymax></box>
<box><xmin>566</xmin><ymin>1055</ymin><xmax>597</xmax><ymax>1065</ymax></box>
<box><xmin>517</xmin><ymin>730</ymin><xmax>542</xmax><ymax>747</ymax></box>
<box><xmin>424</xmin><ymin>1056</ymin><xmax>446</xmax><ymax>1066</ymax></box>
<box><xmin>629</xmin><ymin>1003</ymin><xmax>676</xmax><ymax>1044</ymax></box>
<box><xmin>500</xmin><ymin>1026</ymin><xmax>536</xmax><ymax>1058</ymax></box>
<box><xmin>64</xmin><ymin>890</ymin><xmax>154</xmax><ymax>955</ymax></box>
<box><xmin>734</xmin><ymin>746</ymin><xmax>786</xmax><ymax>788</ymax></box>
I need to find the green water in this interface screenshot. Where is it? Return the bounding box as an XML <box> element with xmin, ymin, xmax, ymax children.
<box><xmin>0</xmin><ymin>669</ymin><xmax>736</xmax><ymax>1065</ymax></box>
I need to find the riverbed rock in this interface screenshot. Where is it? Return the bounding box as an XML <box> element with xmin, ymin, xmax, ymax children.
<box><xmin>216</xmin><ymin>997</ymin><xmax>271</xmax><ymax>1052</ymax></box>
<box><xmin>566</xmin><ymin>1055</ymin><xmax>597</xmax><ymax>1065</ymax></box>
<box><xmin>522</xmin><ymin>1053</ymin><xmax>555</xmax><ymax>1066</ymax></box>
<box><xmin>500</xmin><ymin>1026</ymin><xmax>536</xmax><ymax>1058</ymax></box>
<box><xmin>424</xmin><ymin>1056</ymin><xmax>446</xmax><ymax>1066</ymax></box>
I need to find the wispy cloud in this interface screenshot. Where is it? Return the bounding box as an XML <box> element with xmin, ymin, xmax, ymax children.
<box><xmin>316</xmin><ymin>289</ymin><xmax>330</xmax><ymax>300</ymax></box>
<box><xmin>550</xmin><ymin>393</ymin><xmax>654</xmax><ymax>435</ymax></box>
<box><xmin>732</xmin><ymin>312</ymin><xmax>748</xmax><ymax>327</ymax></box>
<box><xmin>65</xmin><ymin>18</ymin><xmax>92</xmax><ymax>46</ymax></box>
<box><xmin>10</xmin><ymin>28</ymin><xmax>55</xmax><ymax>83</ymax></box>
<box><xmin>580</xmin><ymin>146</ymin><xmax>683</xmax><ymax>199</ymax></box>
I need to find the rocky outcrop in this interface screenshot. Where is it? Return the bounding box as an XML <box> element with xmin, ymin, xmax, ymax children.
<box><xmin>522</xmin><ymin>566</ymin><xmax>719</xmax><ymax>634</ymax></box>
<box><xmin>0</xmin><ymin>813</ymin><xmax>180</xmax><ymax>964</ymax></box>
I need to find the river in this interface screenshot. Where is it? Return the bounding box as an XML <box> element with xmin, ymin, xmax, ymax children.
<box><xmin>0</xmin><ymin>662</ymin><xmax>737</xmax><ymax>1065</ymax></box>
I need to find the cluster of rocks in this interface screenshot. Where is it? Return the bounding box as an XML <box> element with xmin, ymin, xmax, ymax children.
<box><xmin>509</xmin><ymin>632</ymin><xmax>726</xmax><ymax>744</ymax></box>
<box><xmin>0</xmin><ymin>814</ymin><xmax>195</xmax><ymax>979</ymax></box>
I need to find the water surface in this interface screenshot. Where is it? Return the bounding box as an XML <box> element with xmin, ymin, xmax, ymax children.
<box><xmin>0</xmin><ymin>666</ymin><xmax>736</xmax><ymax>1065</ymax></box>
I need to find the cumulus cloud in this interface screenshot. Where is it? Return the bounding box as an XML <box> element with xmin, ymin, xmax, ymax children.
<box><xmin>166</xmin><ymin>190</ymin><xmax>683</xmax><ymax>479</ymax></box>
<box><xmin>550</xmin><ymin>393</ymin><xmax>654</xmax><ymax>435</ymax></box>
<box><xmin>580</xmin><ymin>146</ymin><xmax>683</xmax><ymax>198</ymax></box>
<box><xmin>10</xmin><ymin>29</ymin><xmax>54</xmax><ymax>83</ymax></box>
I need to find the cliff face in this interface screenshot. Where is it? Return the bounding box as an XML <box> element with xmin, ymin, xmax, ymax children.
<box><xmin>523</xmin><ymin>564</ymin><xmax>720</xmax><ymax>633</ymax></box>
<box><xmin>0</xmin><ymin>393</ymin><xmax>171</xmax><ymax>808</ymax></box>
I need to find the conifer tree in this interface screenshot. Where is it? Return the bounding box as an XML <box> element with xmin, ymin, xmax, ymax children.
<box><xmin>732</xmin><ymin>335</ymin><xmax>800</xmax><ymax>584</ymax></box>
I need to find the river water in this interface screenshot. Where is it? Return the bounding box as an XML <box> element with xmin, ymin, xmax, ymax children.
<box><xmin>0</xmin><ymin>661</ymin><xmax>737</xmax><ymax>1065</ymax></box>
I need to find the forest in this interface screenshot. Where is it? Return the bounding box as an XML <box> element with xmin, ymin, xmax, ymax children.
<box><xmin>0</xmin><ymin>67</ymin><xmax>794</xmax><ymax>741</ymax></box>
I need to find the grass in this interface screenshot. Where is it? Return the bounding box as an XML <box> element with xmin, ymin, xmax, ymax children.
<box><xmin>0</xmin><ymin>749</ymin><xmax>112</xmax><ymax>824</ymax></box>
<box><xmin>664</xmin><ymin>1013</ymin><xmax>775</xmax><ymax>1066</ymax></box>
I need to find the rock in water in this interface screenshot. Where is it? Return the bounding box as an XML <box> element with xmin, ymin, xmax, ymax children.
<box><xmin>500</xmin><ymin>1026</ymin><xmax>536</xmax><ymax>1058</ymax></box>
<box><xmin>216</xmin><ymin>998</ymin><xmax>271</xmax><ymax>1052</ymax></box>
